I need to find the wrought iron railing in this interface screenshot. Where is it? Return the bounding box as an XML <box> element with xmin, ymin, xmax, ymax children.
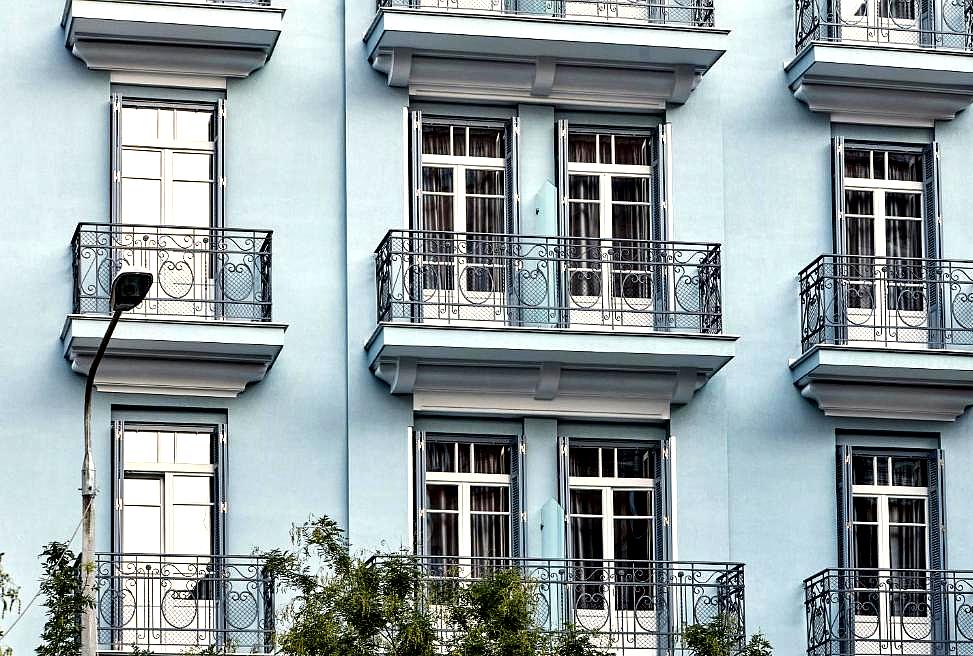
<box><xmin>93</xmin><ymin>553</ymin><xmax>274</xmax><ymax>655</ymax></box>
<box><xmin>371</xmin><ymin>556</ymin><xmax>746</xmax><ymax>655</ymax></box>
<box><xmin>804</xmin><ymin>568</ymin><xmax>973</xmax><ymax>655</ymax></box>
<box><xmin>796</xmin><ymin>0</ymin><xmax>973</xmax><ymax>51</ymax></box>
<box><xmin>72</xmin><ymin>222</ymin><xmax>273</xmax><ymax>321</ymax></box>
<box><xmin>375</xmin><ymin>230</ymin><xmax>723</xmax><ymax>333</ymax></box>
<box><xmin>377</xmin><ymin>0</ymin><xmax>716</xmax><ymax>28</ymax></box>
<box><xmin>798</xmin><ymin>254</ymin><xmax>973</xmax><ymax>351</ymax></box>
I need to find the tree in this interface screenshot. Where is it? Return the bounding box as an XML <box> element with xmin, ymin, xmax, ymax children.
<box><xmin>682</xmin><ymin>614</ymin><xmax>772</xmax><ymax>656</ymax></box>
<box><xmin>0</xmin><ymin>553</ymin><xmax>21</xmax><ymax>656</ymax></box>
<box><xmin>35</xmin><ymin>543</ymin><xmax>91</xmax><ymax>656</ymax></box>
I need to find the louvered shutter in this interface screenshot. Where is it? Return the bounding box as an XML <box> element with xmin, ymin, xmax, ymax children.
<box><xmin>408</xmin><ymin>111</ymin><xmax>424</xmax><ymax>322</ymax></box>
<box><xmin>832</xmin><ymin>138</ymin><xmax>849</xmax><ymax>345</ymax></box>
<box><xmin>506</xmin><ymin>117</ymin><xmax>521</xmax><ymax>234</ymax></box>
<box><xmin>412</xmin><ymin>429</ymin><xmax>426</xmax><ymax>554</ymax></box>
<box><xmin>214</xmin><ymin>100</ymin><xmax>229</xmax><ymax>318</ymax></box>
<box><xmin>919</xmin><ymin>0</ymin><xmax>935</xmax><ymax>46</ymax></box>
<box><xmin>832</xmin><ymin>137</ymin><xmax>847</xmax><ymax>254</ymax></box>
<box><xmin>510</xmin><ymin>435</ymin><xmax>528</xmax><ymax>557</ymax></box>
<box><xmin>106</xmin><ymin>95</ymin><xmax>124</xmax><ymax>315</ymax></box>
<box><xmin>836</xmin><ymin>445</ymin><xmax>854</xmax><ymax>568</ymax></box>
<box><xmin>557</xmin><ymin>434</ymin><xmax>571</xmax><ymax>556</ymax></box>
<box><xmin>929</xmin><ymin>449</ymin><xmax>947</xmax><ymax>647</ymax></box>
<box><xmin>506</xmin><ymin>118</ymin><xmax>522</xmax><ymax>325</ymax></box>
<box><xmin>110</xmin><ymin>95</ymin><xmax>122</xmax><ymax>224</ymax></box>
<box><xmin>111</xmin><ymin>420</ymin><xmax>125</xmax><ymax>551</ymax></box>
<box><xmin>555</xmin><ymin>120</ymin><xmax>570</xmax><ymax>328</ymax></box>
<box><xmin>923</xmin><ymin>142</ymin><xmax>944</xmax><ymax>348</ymax></box>
<box><xmin>409</xmin><ymin>110</ymin><xmax>424</xmax><ymax>230</ymax></box>
<box><xmin>655</xmin><ymin>438</ymin><xmax>672</xmax><ymax>561</ymax></box>
<box><xmin>826</xmin><ymin>0</ymin><xmax>842</xmax><ymax>41</ymax></box>
<box><xmin>213</xmin><ymin>424</ymin><xmax>228</xmax><ymax>556</ymax></box>
<box><xmin>652</xmin><ymin>124</ymin><xmax>673</xmax><ymax>331</ymax></box>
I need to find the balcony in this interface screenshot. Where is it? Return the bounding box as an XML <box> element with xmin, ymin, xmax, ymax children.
<box><xmin>791</xmin><ymin>255</ymin><xmax>973</xmax><ymax>421</ymax></box>
<box><xmin>61</xmin><ymin>0</ymin><xmax>286</xmax><ymax>79</ymax></box>
<box><xmin>93</xmin><ymin>553</ymin><xmax>274</xmax><ymax>655</ymax></box>
<box><xmin>787</xmin><ymin>0</ymin><xmax>973</xmax><ymax>126</ymax></box>
<box><xmin>61</xmin><ymin>223</ymin><xmax>286</xmax><ymax>397</ymax></box>
<box><xmin>365</xmin><ymin>1</ymin><xmax>728</xmax><ymax>111</ymax></box>
<box><xmin>805</xmin><ymin>568</ymin><xmax>973</xmax><ymax>655</ymax></box>
<box><xmin>375</xmin><ymin>556</ymin><xmax>746</xmax><ymax>655</ymax></box>
<box><xmin>367</xmin><ymin>231</ymin><xmax>736</xmax><ymax>421</ymax></box>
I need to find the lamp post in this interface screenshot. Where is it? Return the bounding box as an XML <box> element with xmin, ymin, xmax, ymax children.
<box><xmin>80</xmin><ymin>267</ymin><xmax>153</xmax><ymax>656</ymax></box>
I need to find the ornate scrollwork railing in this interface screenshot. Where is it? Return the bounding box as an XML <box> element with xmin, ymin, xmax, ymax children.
<box><xmin>805</xmin><ymin>568</ymin><xmax>973</xmax><ymax>655</ymax></box>
<box><xmin>798</xmin><ymin>254</ymin><xmax>973</xmax><ymax>351</ymax></box>
<box><xmin>377</xmin><ymin>0</ymin><xmax>715</xmax><ymax>28</ymax></box>
<box><xmin>375</xmin><ymin>230</ymin><xmax>723</xmax><ymax>333</ymax></box>
<box><xmin>72</xmin><ymin>222</ymin><xmax>273</xmax><ymax>321</ymax></box>
<box><xmin>796</xmin><ymin>0</ymin><xmax>973</xmax><ymax>52</ymax></box>
<box><xmin>371</xmin><ymin>556</ymin><xmax>746</xmax><ymax>655</ymax></box>
<box><xmin>94</xmin><ymin>553</ymin><xmax>274</xmax><ymax>654</ymax></box>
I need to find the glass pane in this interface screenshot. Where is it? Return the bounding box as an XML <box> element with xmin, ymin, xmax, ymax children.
<box><xmin>877</xmin><ymin>457</ymin><xmax>890</xmax><ymax>486</ymax></box>
<box><xmin>122</xmin><ymin>107</ymin><xmax>159</xmax><ymax>144</ymax></box>
<box><xmin>471</xmin><ymin>486</ymin><xmax>509</xmax><ymax>512</ymax></box>
<box><xmin>458</xmin><ymin>443</ymin><xmax>471</xmax><ymax>474</ymax></box>
<box><xmin>571</xmin><ymin>489</ymin><xmax>602</xmax><ymax>515</ymax></box>
<box><xmin>846</xmin><ymin>217</ymin><xmax>875</xmax><ymax>257</ymax></box>
<box><xmin>122</xmin><ymin>506</ymin><xmax>162</xmax><ymax>553</ymax></box>
<box><xmin>612</xmin><ymin>177</ymin><xmax>650</xmax><ymax>203</ymax></box>
<box><xmin>157</xmin><ymin>432</ymin><xmax>175</xmax><ymax>464</ymax></box>
<box><xmin>465</xmin><ymin>198</ymin><xmax>504</xmax><ymax>234</ymax></box>
<box><xmin>428</xmin><ymin>513</ymin><xmax>458</xmax><ymax>557</ymax></box>
<box><xmin>570</xmin><ymin>447</ymin><xmax>599</xmax><ymax>477</ymax></box>
<box><xmin>888</xmin><ymin>152</ymin><xmax>921</xmax><ymax>182</ymax></box>
<box><xmin>874</xmin><ymin>152</ymin><xmax>886</xmax><ymax>180</ymax></box>
<box><xmin>122</xmin><ymin>149</ymin><xmax>162</xmax><ymax>179</ymax></box>
<box><xmin>845</xmin><ymin>149</ymin><xmax>872</xmax><ymax>179</ymax></box>
<box><xmin>125</xmin><ymin>431</ymin><xmax>158</xmax><ymax>464</ymax></box>
<box><xmin>854</xmin><ymin>524</ymin><xmax>879</xmax><ymax>569</ymax></box>
<box><xmin>422</xmin><ymin>167</ymin><xmax>453</xmax><ymax>193</ymax></box>
<box><xmin>421</xmin><ymin>196</ymin><xmax>454</xmax><ymax>232</ymax></box>
<box><xmin>175</xmin><ymin>110</ymin><xmax>213</xmax><ymax>142</ymax></box>
<box><xmin>617</xmin><ymin>448</ymin><xmax>653</xmax><ymax>478</ymax></box>
<box><xmin>568</xmin><ymin>133</ymin><xmax>596</xmax><ymax>163</ymax></box>
<box><xmin>453</xmin><ymin>127</ymin><xmax>466</xmax><ymax>157</ymax></box>
<box><xmin>171</xmin><ymin>506</ymin><xmax>212</xmax><ymax>554</ymax></box>
<box><xmin>612</xmin><ymin>205</ymin><xmax>652</xmax><ymax>241</ymax></box>
<box><xmin>473</xmin><ymin>444</ymin><xmax>509</xmax><ymax>474</ymax></box>
<box><xmin>122</xmin><ymin>179</ymin><xmax>162</xmax><ymax>225</ymax></box>
<box><xmin>886</xmin><ymin>192</ymin><xmax>922</xmax><ymax>219</ymax></box>
<box><xmin>879</xmin><ymin>0</ymin><xmax>916</xmax><ymax>20</ymax></box>
<box><xmin>569</xmin><ymin>175</ymin><xmax>600</xmax><ymax>201</ymax></box>
<box><xmin>599</xmin><ymin>135</ymin><xmax>612</xmax><ymax>165</ymax></box>
<box><xmin>422</xmin><ymin>125</ymin><xmax>451</xmax><ymax>155</ymax></box>
<box><xmin>613</xmin><ymin>491</ymin><xmax>651</xmax><ymax>517</ymax></box>
<box><xmin>854</xmin><ymin>496</ymin><xmax>878</xmax><ymax>522</ymax></box>
<box><xmin>174</xmin><ymin>432</ymin><xmax>211</xmax><ymax>465</ymax></box>
<box><xmin>892</xmin><ymin>458</ymin><xmax>928</xmax><ymax>487</ymax></box>
<box><xmin>886</xmin><ymin>219</ymin><xmax>922</xmax><ymax>259</ymax></box>
<box><xmin>426</xmin><ymin>484</ymin><xmax>459</xmax><ymax>511</ymax></box>
<box><xmin>613</xmin><ymin>518</ymin><xmax>652</xmax><ymax>560</ymax></box>
<box><xmin>172</xmin><ymin>476</ymin><xmax>212</xmax><ymax>505</ymax></box>
<box><xmin>889</xmin><ymin>498</ymin><xmax>926</xmax><ymax>524</ymax></box>
<box><xmin>172</xmin><ymin>153</ymin><xmax>212</xmax><ymax>181</ymax></box>
<box><xmin>157</xmin><ymin>110</ymin><xmax>175</xmax><ymax>141</ymax></box>
<box><xmin>853</xmin><ymin>456</ymin><xmax>875</xmax><ymax>485</ymax></box>
<box><xmin>614</xmin><ymin>136</ymin><xmax>649</xmax><ymax>166</ymax></box>
<box><xmin>466</xmin><ymin>169</ymin><xmax>503</xmax><ymax>196</ymax></box>
<box><xmin>570</xmin><ymin>517</ymin><xmax>603</xmax><ymax>559</ymax></box>
<box><xmin>471</xmin><ymin>515</ymin><xmax>509</xmax><ymax>558</ymax></box>
<box><xmin>601</xmin><ymin>448</ymin><xmax>615</xmax><ymax>476</ymax></box>
<box><xmin>890</xmin><ymin>526</ymin><xmax>927</xmax><ymax>569</ymax></box>
<box><xmin>171</xmin><ymin>181</ymin><xmax>212</xmax><ymax>227</ymax></box>
<box><xmin>846</xmin><ymin>190</ymin><xmax>874</xmax><ymax>215</ymax></box>
<box><xmin>125</xmin><ymin>478</ymin><xmax>162</xmax><ymax>505</ymax></box>
<box><xmin>468</xmin><ymin>128</ymin><xmax>504</xmax><ymax>158</ymax></box>
<box><xmin>426</xmin><ymin>442</ymin><xmax>455</xmax><ymax>473</ymax></box>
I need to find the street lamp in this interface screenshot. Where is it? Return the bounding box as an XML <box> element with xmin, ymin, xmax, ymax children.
<box><xmin>80</xmin><ymin>266</ymin><xmax>153</xmax><ymax>656</ymax></box>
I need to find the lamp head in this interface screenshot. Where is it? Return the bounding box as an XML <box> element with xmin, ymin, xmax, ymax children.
<box><xmin>110</xmin><ymin>266</ymin><xmax>154</xmax><ymax>312</ymax></box>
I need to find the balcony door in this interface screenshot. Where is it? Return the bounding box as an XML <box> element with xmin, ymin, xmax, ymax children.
<box><xmin>112</xmin><ymin>97</ymin><xmax>222</xmax><ymax>317</ymax></box>
<box><xmin>110</xmin><ymin>425</ymin><xmax>222</xmax><ymax>653</ymax></box>
<box><xmin>564</xmin><ymin>130</ymin><xmax>660</xmax><ymax>330</ymax></box>
<box><xmin>412</xmin><ymin>118</ymin><xmax>513</xmax><ymax>325</ymax></box>
<box><xmin>838</xmin><ymin>0</ymin><xmax>920</xmax><ymax>45</ymax></box>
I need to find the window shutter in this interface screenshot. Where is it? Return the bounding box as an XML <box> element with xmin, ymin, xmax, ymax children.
<box><xmin>652</xmin><ymin>124</ymin><xmax>673</xmax><ymax>331</ymax></box>
<box><xmin>655</xmin><ymin>438</ymin><xmax>673</xmax><ymax>561</ymax></box>
<box><xmin>412</xmin><ymin>428</ymin><xmax>426</xmax><ymax>555</ymax></box>
<box><xmin>506</xmin><ymin>117</ymin><xmax>521</xmax><ymax>234</ymax></box>
<box><xmin>555</xmin><ymin>119</ymin><xmax>569</xmax><ymax>236</ymax></box>
<box><xmin>836</xmin><ymin>445</ymin><xmax>853</xmax><ymax>568</ymax></box>
<box><xmin>111</xmin><ymin>420</ymin><xmax>125</xmax><ymax>551</ymax></box>
<box><xmin>409</xmin><ymin>110</ymin><xmax>423</xmax><ymax>230</ymax></box>
<box><xmin>510</xmin><ymin>434</ymin><xmax>527</xmax><ymax>557</ymax></box>
<box><xmin>213</xmin><ymin>424</ymin><xmax>228</xmax><ymax>556</ymax></box>
<box><xmin>929</xmin><ymin>449</ymin><xmax>947</xmax><ymax>570</ymax></box>
<box><xmin>557</xmin><ymin>434</ymin><xmax>571</xmax><ymax>556</ymax></box>
<box><xmin>923</xmin><ymin>142</ymin><xmax>944</xmax><ymax>348</ymax></box>
<box><xmin>215</xmin><ymin>99</ymin><xmax>226</xmax><ymax>229</ymax></box>
<box><xmin>832</xmin><ymin>137</ymin><xmax>847</xmax><ymax>254</ymax></box>
<box><xmin>919</xmin><ymin>0</ymin><xmax>935</xmax><ymax>46</ymax></box>
<box><xmin>826</xmin><ymin>0</ymin><xmax>841</xmax><ymax>40</ymax></box>
<box><xmin>110</xmin><ymin>94</ymin><xmax>122</xmax><ymax>224</ymax></box>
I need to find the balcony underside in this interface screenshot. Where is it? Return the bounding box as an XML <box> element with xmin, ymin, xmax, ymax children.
<box><xmin>368</xmin><ymin>323</ymin><xmax>736</xmax><ymax>421</ymax></box>
<box><xmin>61</xmin><ymin>0</ymin><xmax>285</xmax><ymax>79</ymax></box>
<box><xmin>62</xmin><ymin>315</ymin><xmax>286</xmax><ymax>397</ymax></box>
<box><xmin>791</xmin><ymin>345</ymin><xmax>973</xmax><ymax>421</ymax></box>
<box><xmin>786</xmin><ymin>43</ymin><xmax>973</xmax><ymax>127</ymax></box>
<box><xmin>365</xmin><ymin>9</ymin><xmax>728</xmax><ymax>110</ymax></box>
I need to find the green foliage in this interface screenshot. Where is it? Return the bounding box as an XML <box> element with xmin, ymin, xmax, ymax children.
<box><xmin>682</xmin><ymin>614</ymin><xmax>772</xmax><ymax>656</ymax></box>
<box><xmin>0</xmin><ymin>553</ymin><xmax>22</xmax><ymax>656</ymax></box>
<box><xmin>261</xmin><ymin>516</ymin><xmax>436</xmax><ymax>656</ymax></box>
<box><xmin>35</xmin><ymin>542</ymin><xmax>91</xmax><ymax>656</ymax></box>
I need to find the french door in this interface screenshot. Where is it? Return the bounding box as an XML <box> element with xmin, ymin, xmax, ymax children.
<box><xmin>416</xmin><ymin>123</ymin><xmax>508</xmax><ymax>325</ymax></box>
<box><xmin>841</xmin><ymin>148</ymin><xmax>927</xmax><ymax>345</ymax></box>
<box><xmin>839</xmin><ymin>0</ymin><xmax>920</xmax><ymax>45</ymax></box>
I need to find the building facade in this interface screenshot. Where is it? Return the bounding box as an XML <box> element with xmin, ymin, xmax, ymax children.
<box><xmin>4</xmin><ymin>0</ymin><xmax>973</xmax><ymax>654</ymax></box>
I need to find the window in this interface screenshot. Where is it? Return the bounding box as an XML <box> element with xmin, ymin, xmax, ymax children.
<box><xmin>414</xmin><ymin>434</ymin><xmax>525</xmax><ymax>563</ymax></box>
<box><xmin>840</xmin><ymin>0</ymin><xmax>919</xmax><ymax>45</ymax></box>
